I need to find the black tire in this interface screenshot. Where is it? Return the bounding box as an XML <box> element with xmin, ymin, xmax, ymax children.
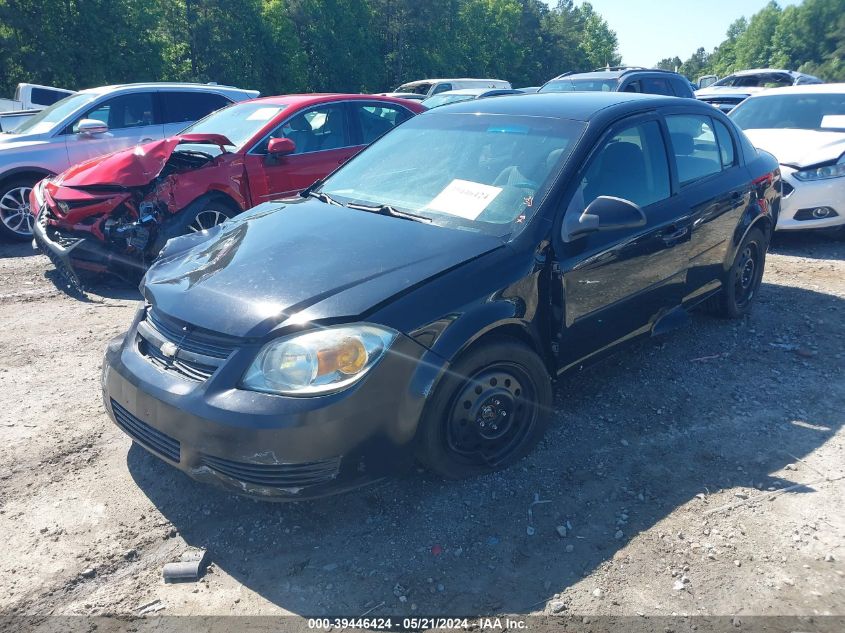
<box><xmin>415</xmin><ymin>337</ymin><xmax>552</xmax><ymax>479</ymax></box>
<box><xmin>708</xmin><ymin>226</ymin><xmax>768</xmax><ymax>318</ymax></box>
<box><xmin>0</xmin><ymin>176</ymin><xmax>38</xmax><ymax>241</ymax></box>
<box><xmin>149</xmin><ymin>194</ymin><xmax>239</xmax><ymax>257</ymax></box>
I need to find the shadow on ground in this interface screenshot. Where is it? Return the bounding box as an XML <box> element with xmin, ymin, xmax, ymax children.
<box><xmin>770</xmin><ymin>230</ymin><xmax>845</xmax><ymax>261</ymax></box>
<box><xmin>127</xmin><ymin>282</ymin><xmax>844</xmax><ymax>616</ymax></box>
<box><xmin>0</xmin><ymin>240</ymin><xmax>39</xmax><ymax>259</ymax></box>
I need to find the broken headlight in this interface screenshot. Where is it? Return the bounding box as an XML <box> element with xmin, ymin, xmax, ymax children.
<box><xmin>241</xmin><ymin>324</ymin><xmax>397</xmax><ymax>396</ymax></box>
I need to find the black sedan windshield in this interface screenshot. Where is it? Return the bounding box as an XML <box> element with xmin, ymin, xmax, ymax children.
<box><xmin>320</xmin><ymin>112</ymin><xmax>584</xmax><ymax>235</ymax></box>
<box><xmin>731</xmin><ymin>93</ymin><xmax>845</xmax><ymax>131</ymax></box>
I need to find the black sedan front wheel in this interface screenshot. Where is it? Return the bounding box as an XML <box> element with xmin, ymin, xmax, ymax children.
<box><xmin>416</xmin><ymin>337</ymin><xmax>552</xmax><ymax>479</ymax></box>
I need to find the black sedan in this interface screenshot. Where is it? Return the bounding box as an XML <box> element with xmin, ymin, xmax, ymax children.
<box><xmin>102</xmin><ymin>93</ymin><xmax>780</xmax><ymax>500</ymax></box>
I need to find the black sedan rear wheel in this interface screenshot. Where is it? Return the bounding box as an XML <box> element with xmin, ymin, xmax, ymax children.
<box><xmin>709</xmin><ymin>226</ymin><xmax>768</xmax><ymax>318</ymax></box>
<box><xmin>416</xmin><ymin>337</ymin><xmax>552</xmax><ymax>479</ymax></box>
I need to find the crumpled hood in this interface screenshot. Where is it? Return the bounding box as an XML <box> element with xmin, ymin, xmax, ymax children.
<box><xmin>55</xmin><ymin>133</ymin><xmax>231</xmax><ymax>188</ymax></box>
<box><xmin>143</xmin><ymin>199</ymin><xmax>504</xmax><ymax>338</ymax></box>
<box><xmin>742</xmin><ymin>129</ymin><xmax>845</xmax><ymax>168</ymax></box>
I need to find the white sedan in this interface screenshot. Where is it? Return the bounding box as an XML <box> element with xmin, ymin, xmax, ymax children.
<box><xmin>730</xmin><ymin>84</ymin><xmax>845</xmax><ymax>234</ymax></box>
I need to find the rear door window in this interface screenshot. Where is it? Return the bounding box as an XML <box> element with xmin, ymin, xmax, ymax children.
<box><xmin>713</xmin><ymin>119</ymin><xmax>736</xmax><ymax>168</ymax></box>
<box><xmin>160</xmin><ymin>92</ymin><xmax>232</xmax><ymax>125</ymax></box>
<box><xmin>640</xmin><ymin>77</ymin><xmax>674</xmax><ymax>96</ymax></box>
<box><xmin>351</xmin><ymin>102</ymin><xmax>414</xmax><ymax>145</ymax></box>
<box><xmin>666</xmin><ymin>115</ymin><xmax>722</xmax><ymax>185</ymax></box>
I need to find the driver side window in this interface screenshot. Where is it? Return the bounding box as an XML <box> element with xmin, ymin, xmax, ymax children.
<box><xmin>581</xmin><ymin>120</ymin><xmax>671</xmax><ymax>209</ymax></box>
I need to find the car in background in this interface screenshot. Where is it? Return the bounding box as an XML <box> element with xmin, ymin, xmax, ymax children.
<box><xmin>516</xmin><ymin>87</ymin><xmax>541</xmax><ymax>93</ymax></box>
<box><xmin>730</xmin><ymin>83</ymin><xmax>845</xmax><ymax>235</ymax></box>
<box><xmin>421</xmin><ymin>88</ymin><xmax>522</xmax><ymax>109</ymax></box>
<box><xmin>32</xmin><ymin>94</ymin><xmax>425</xmax><ymax>290</ymax></box>
<box><xmin>0</xmin><ymin>82</ymin><xmax>259</xmax><ymax>241</ymax></box>
<box><xmin>539</xmin><ymin>67</ymin><xmax>695</xmax><ymax>98</ymax></box>
<box><xmin>0</xmin><ymin>83</ymin><xmax>77</xmax><ymax>133</ymax></box>
<box><xmin>696</xmin><ymin>68</ymin><xmax>823</xmax><ymax>113</ymax></box>
<box><xmin>394</xmin><ymin>78</ymin><xmax>511</xmax><ymax>98</ymax></box>
<box><xmin>101</xmin><ymin>92</ymin><xmax>779</xmax><ymax>500</ymax></box>
<box><xmin>373</xmin><ymin>92</ymin><xmax>426</xmax><ymax>101</ymax></box>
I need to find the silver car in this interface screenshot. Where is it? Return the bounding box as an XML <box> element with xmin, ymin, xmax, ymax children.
<box><xmin>0</xmin><ymin>82</ymin><xmax>258</xmax><ymax>240</ymax></box>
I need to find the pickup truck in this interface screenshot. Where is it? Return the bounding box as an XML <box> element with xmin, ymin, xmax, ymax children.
<box><xmin>0</xmin><ymin>83</ymin><xmax>76</xmax><ymax>132</ymax></box>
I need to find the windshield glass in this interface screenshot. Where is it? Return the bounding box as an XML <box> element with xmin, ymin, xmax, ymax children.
<box><xmin>180</xmin><ymin>102</ymin><xmax>287</xmax><ymax>150</ymax></box>
<box><xmin>422</xmin><ymin>93</ymin><xmax>476</xmax><ymax>109</ymax></box>
<box><xmin>714</xmin><ymin>73</ymin><xmax>793</xmax><ymax>88</ymax></box>
<box><xmin>320</xmin><ymin>113</ymin><xmax>585</xmax><ymax>236</ymax></box>
<box><xmin>730</xmin><ymin>93</ymin><xmax>845</xmax><ymax>131</ymax></box>
<box><xmin>11</xmin><ymin>92</ymin><xmax>98</xmax><ymax>135</ymax></box>
<box><xmin>396</xmin><ymin>82</ymin><xmax>433</xmax><ymax>95</ymax></box>
<box><xmin>539</xmin><ymin>78</ymin><xmax>618</xmax><ymax>93</ymax></box>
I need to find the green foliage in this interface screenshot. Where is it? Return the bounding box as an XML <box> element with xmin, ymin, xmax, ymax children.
<box><xmin>658</xmin><ymin>0</ymin><xmax>845</xmax><ymax>83</ymax></box>
<box><xmin>0</xmin><ymin>0</ymin><xmax>622</xmax><ymax>96</ymax></box>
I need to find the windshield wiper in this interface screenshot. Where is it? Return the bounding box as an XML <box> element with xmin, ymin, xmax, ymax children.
<box><xmin>307</xmin><ymin>190</ymin><xmax>344</xmax><ymax>207</ymax></box>
<box><xmin>346</xmin><ymin>202</ymin><xmax>432</xmax><ymax>223</ymax></box>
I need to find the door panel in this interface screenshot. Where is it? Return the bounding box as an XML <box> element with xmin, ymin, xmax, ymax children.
<box><xmin>665</xmin><ymin>114</ymin><xmax>752</xmax><ymax>301</ymax></box>
<box><xmin>554</xmin><ymin>117</ymin><xmax>690</xmax><ymax>368</ymax></box>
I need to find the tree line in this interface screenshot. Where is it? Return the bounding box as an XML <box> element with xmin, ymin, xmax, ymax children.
<box><xmin>0</xmin><ymin>0</ymin><xmax>621</xmax><ymax>97</ymax></box>
<box><xmin>656</xmin><ymin>0</ymin><xmax>845</xmax><ymax>82</ymax></box>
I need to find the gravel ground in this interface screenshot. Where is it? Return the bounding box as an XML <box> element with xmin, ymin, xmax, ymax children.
<box><xmin>0</xmin><ymin>232</ymin><xmax>843</xmax><ymax>628</ymax></box>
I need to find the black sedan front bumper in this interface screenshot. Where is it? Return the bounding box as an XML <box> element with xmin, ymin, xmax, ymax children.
<box><xmin>102</xmin><ymin>311</ymin><xmax>446</xmax><ymax>500</ymax></box>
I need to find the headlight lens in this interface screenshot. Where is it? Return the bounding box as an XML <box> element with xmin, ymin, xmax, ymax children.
<box><xmin>241</xmin><ymin>324</ymin><xmax>398</xmax><ymax>396</ymax></box>
<box><xmin>793</xmin><ymin>159</ymin><xmax>845</xmax><ymax>181</ymax></box>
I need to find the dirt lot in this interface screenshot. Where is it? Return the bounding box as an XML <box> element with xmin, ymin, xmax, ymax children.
<box><xmin>0</xmin><ymin>232</ymin><xmax>843</xmax><ymax>629</ymax></box>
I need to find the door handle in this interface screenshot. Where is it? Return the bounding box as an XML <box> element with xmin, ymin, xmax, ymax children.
<box><xmin>661</xmin><ymin>226</ymin><xmax>689</xmax><ymax>243</ymax></box>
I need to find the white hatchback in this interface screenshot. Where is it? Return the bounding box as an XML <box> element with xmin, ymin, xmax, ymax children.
<box><xmin>730</xmin><ymin>84</ymin><xmax>845</xmax><ymax>234</ymax></box>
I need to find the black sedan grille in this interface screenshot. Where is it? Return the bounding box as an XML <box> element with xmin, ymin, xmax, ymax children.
<box><xmin>137</xmin><ymin>308</ymin><xmax>241</xmax><ymax>382</ymax></box>
<box><xmin>199</xmin><ymin>454</ymin><xmax>341</xmax><ymax>488</ymax></box>
<box><xmin>138</xmin><ymin>337</ymin><xmax>216</xmax><ymax>381</ymax></box>
<box><xmin>147</xmin><ymin>309</ymin><xmax>238</xmax><ymax>359</ymax></box>
<box><xmin>110</xmin><ymin>400</ymin><xmax>180</xmax><ymax>463</ymax></box>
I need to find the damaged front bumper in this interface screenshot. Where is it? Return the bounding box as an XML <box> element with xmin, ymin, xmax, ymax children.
<box><xmin>101</xmin><ymin>310</ymin><xmax>442</xmax><ymax>500</ymax></box>
<box><xmin>32</xmin><ymin>204</ymin><xmax>144</xmax><ymax>292</ymax></box>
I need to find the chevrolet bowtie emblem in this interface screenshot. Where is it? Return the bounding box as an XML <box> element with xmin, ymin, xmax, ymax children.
<box><xmin>160</xmin><ymin>342</ymin><xmax>178</xmax><ymax>358</ymax></box>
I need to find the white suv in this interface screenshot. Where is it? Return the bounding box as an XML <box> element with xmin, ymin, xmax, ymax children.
<box><xmin>0</xmin><ymin>82</ymin><xmax>258</xmax><ymax>240</ymax></box>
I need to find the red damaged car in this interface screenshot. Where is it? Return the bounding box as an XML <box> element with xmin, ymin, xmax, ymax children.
<box><xmin>31</xmin><ymin>94</ymin><xmax>424</xmax><ymax>289</ymax></box>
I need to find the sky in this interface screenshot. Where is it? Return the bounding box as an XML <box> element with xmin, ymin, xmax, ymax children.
<box><xmin>570</xmin><ymin>0</ymin><xmax>796</xmax><ymax>67</ymax></box>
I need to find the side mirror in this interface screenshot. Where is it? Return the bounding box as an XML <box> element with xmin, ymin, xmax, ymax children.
<box><xmin>563</xmin><ymin>196</ymin><xmax>646</xmax><ymax>241</ymax></box>
<box><xmin>76</xmin><ymin>119</ymin><xmax>108</xmax><ymax>135</ymax></box>
<box><xmin>267</xmin><ymin>137</ymin><xmax>295</xmax><ymax>156</ymax></box>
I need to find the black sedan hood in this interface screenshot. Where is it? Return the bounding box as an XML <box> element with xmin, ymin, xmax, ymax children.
<box><xmin>143</xmin><ymin>199</ymin><xmax>504</xmax><ymax>338</ymax></box>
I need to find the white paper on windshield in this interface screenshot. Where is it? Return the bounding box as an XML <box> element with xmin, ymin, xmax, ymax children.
<box><xmin>821</xmin><ymin>114</ymin><xmax>845</xmax><ymax>128</ymax></box>
<box><xmin>426</xmin><ymin>179</ymin><xmax>502</xmax><ymax>220</ymax></box>
<box><xmin>246</xmin><ymin>107</ymin><xmax>282</xmax><ymax>121</ymax></box>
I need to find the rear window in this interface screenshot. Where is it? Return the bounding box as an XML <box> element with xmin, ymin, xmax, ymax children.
<box><xmin>540</xmin><ymin>78</ymin><xmax>619</xmax><ymax>93</ymax></box>
<box><xmin>30</xmin><ymin>87</ymin><xmax>71</xmax><ymax>107</ymax></box>
<box><xmin>161</xmin><ymin>92</ymin><xmax>233</xmax><ymax>124</ymax></box>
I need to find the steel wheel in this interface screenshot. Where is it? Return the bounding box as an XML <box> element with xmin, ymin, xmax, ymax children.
<box><xmin>733</xmin><ymin>241</ymin><xmax>759</xmax><ymax>309</ymax></box>
<box><xmin>189</xmin><ymin>209</ymin><xmax>229</xmax><ymax>232</ymax></box>
<box><xmin>0</xmin><ymin>185</ymin><xmax>34</xmax><ymax>237</ymax></box>
<box><xmin>446</xmin><ymin>363</ymin><xmax>539</xmax><ymax>468</ymax></box>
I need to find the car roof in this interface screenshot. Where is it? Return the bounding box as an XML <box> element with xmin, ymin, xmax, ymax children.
<box><xmin>399</xmin><ymin>78</ymin><xmax>506</xmax><ymax>86</ymax></box>
<box><xmin>727</xmin><ymin>68</ymin><xmax>798</xmax><ymax>77</ymax></box>
<box><xmin>434</xmin><ymin>91</ymin><xmax>698</xmax><ymax>121</ymax></box>
<box><xmin>75</xmin><ymin>82</ymin><xmax>260</xmax><ymax>99</ymax></box>
<box><xmin>235</xmin><ymin>93</ymin><xmax>425</xmax><ymax>109</ymax></box>
<box><xmin>552</xmin><ymin>68</ymin><xmax>683</xmax><ymax>81</ymax></box>
<box><xmin>434</xmin><ymin>88</ymin><xmax>494</xmax><ymax>96</ymax></box>
<box><xmin>742</xmin><ymin>83</ymin><xmax>845</xmax><ymax>97</ymax></box>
